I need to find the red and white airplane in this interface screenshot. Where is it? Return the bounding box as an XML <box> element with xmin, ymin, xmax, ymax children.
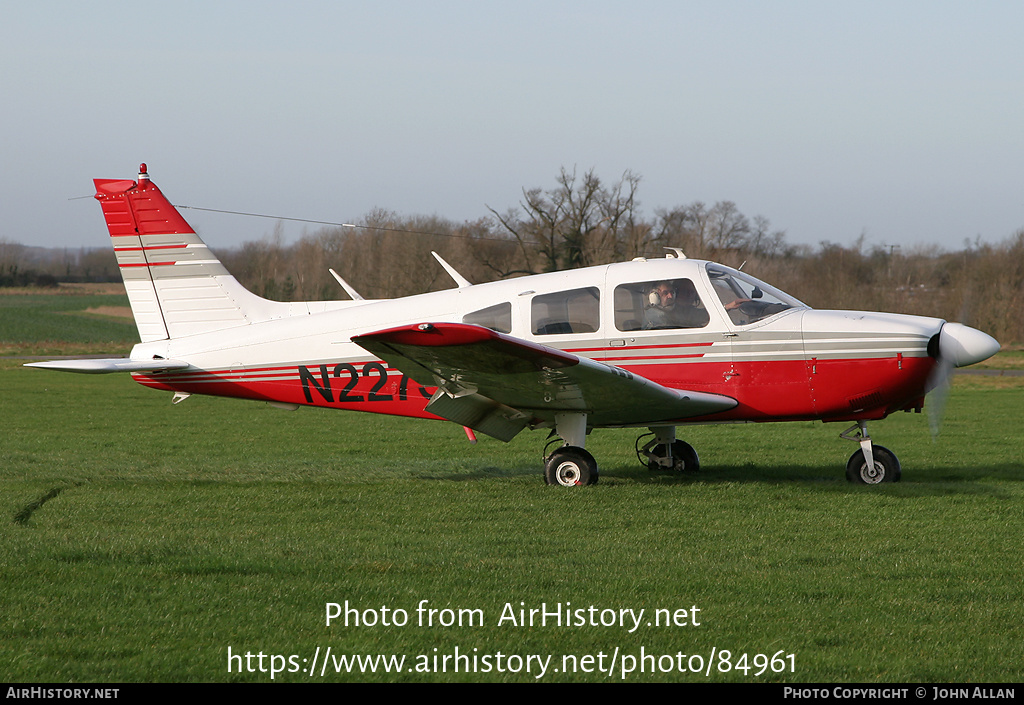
<box><xmin>29</xmin><ymin>165</ymin><xmax>1000</xmax><ymax>486</ymax></box>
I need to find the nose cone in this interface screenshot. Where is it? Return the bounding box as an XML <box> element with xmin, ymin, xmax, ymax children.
<box><xmin>938</xmin><ymin>322</ymin><xmax>1000</xmax><ymax>368</ymax></box>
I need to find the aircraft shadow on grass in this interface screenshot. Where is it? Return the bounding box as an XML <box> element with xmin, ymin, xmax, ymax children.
<box><xmin>414</xmin><ymin>462</ymin><xmax>1022</xmax><ymax>495</ymax></box>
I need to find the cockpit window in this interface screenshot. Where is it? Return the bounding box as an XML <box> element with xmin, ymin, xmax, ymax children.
<box><xmin>463</xmin><ymin>302</ymin><xmax>512</xmax><ymax>334</ymax></box>
<box><xmin>706</xmin><ymin>264</ymin><xmax>803</xmax><ymax>325</ymax></box>
<box><xmin>532</xmin><ymin>287</ymin><xmax>600</xmax><ymax>335</ymax></box>
<box><xmin>614</xmin><ymin>279</ymin><xmax>709</xmax><ymax>331</ymax></box>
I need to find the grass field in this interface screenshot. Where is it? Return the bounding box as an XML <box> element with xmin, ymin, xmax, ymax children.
<box><xmin>0</xmin><ymin>284</ymin><xmax>137</xmax><ymax>356</ymax></box>
<box><xmin>2</xmin><ymin>290</ymin><xmax>1023</xmax><ymax>682</ymax></box>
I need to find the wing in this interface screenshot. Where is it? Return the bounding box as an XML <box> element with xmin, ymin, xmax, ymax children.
<box><xmin>352</xmin><ymin>323</ymin><xmax>736</xmax><ymax>441</ymax></box>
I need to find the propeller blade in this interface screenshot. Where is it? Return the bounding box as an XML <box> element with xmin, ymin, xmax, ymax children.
<box><xmin>926</xmin><ymin>321</ymin><xmax>999</xmax><ymax>439</ymax></box>
<box><xmin>926</xmin><ymin>356</ymin><xmax>953</xmax><ymax>440</ymax></box>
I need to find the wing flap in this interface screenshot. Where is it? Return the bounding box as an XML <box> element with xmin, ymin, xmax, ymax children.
<box><xmin>424</xmin><ymin>390</ymin><xmax>530</xmax><ymax>442</ymax></box>
<box><xmin>353</xmin><ymin>323</ymin><xmax>736</xmax><ymax>439</ymax></box>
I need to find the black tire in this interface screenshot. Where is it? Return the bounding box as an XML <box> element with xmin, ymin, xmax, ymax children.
<box><xmin>647</xmin><ymin>440</ymin><xmax>700</xmax><ymax>473</ymax></box>
<box><xmin>846</xmin><ymin>445</ymin><xmax>901</xmax><ymax>484</ymax></box>
<box><xmin>545</xmin><ymin>447</ymin><xmax>599</xmax><ymax>486</ymax></box>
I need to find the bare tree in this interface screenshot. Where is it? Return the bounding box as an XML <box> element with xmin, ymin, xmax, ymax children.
<box><xmin>488</xmin><ymin>167</ymin><xmax>644</xmax><ymax>273</ymax></box>
<box><xmin>704</xmin><ymin>201</ymin><xmax>751</xmax><ymax>254</ymax></box>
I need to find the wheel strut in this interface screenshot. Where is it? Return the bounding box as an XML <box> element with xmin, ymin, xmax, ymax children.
<box><xmin>839</xmin><ymin>421</ymin><xmax>874</xmax><ymax>471</ymax></box>
<box><xmin>637</xmin><ymin>426</ymin><xmax>700</xmax><ymax>473</ymax></box>
<box><xmin>641</xmin><ymin>426</ymin><xmax>678</xmax><ymax>470</ymax></box>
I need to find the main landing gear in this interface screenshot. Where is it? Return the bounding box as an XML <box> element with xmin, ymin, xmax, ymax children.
<box><xmin>541</xmin><ymin>418</ymin><xmax>702</xmax><ymax>486</ymax></box>
<box><xmin>544</xmin><ymin>446</ymin><xmax>599</xmax><ymax>486</ymax></box>
<box><xmin>840</xmin><ymin>421</ymin><xmax>901</xmax><ymax>484</ymax></box>
<box><xmin>543</xmin><ymin>413</ymin><xmax>599</xmax><ymax>486</ymax></box>
<box><xmin>637</xmin><ymin>426</ymin><xmax>699</xmax><ymax>473</ymax></box>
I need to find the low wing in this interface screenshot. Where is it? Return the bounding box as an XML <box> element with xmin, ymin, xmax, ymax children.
<box><xmin>24</xmin><ymin>358</ymin><xmax>189</xmax><ymax>374</ymax></box>
<box><xmin>352</xmin><ymin>323</ymin><xmax>736</xmax><ymax>441</ymax></box>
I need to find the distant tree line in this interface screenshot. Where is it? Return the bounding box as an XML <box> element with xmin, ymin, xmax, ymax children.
<box><xmin>0</xmin><ymin>240</ymin><xmax>120</xmax><ymax>287</ymax></box>
<box><xmin>4</xmin><ymin>169</ymin><xmax>1023</xmax><ymax>342</ymax></box>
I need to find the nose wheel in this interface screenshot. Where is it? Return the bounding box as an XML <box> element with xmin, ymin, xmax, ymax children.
<box><xmin>846</xmin><ymin>445</ymin><xmax>901</xmax><ymax>484</ymax></box>
<box><xmin>841</xmin><ymin>421</ymin><xmax>901</xmax><ymax>484</ymax></box>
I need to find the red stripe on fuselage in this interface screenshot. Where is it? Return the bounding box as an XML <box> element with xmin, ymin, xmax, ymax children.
<box><xmin>131</xmin><ymin>354</ymin><xmax>936</xmax><ymax>426</ymax></box>
<box><xmin>605</xmin><ymin>353</ymin><xmax>706</xmax><ymax>362</ymax></box>
<box><xmin>132</xmin><ymin>365</ymin><xmax>439</xmax><ymax>421</ymax></box>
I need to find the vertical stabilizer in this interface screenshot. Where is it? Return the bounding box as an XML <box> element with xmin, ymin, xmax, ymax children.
<box><xmin>95</xmin><ymin>164</ymin><xmax>273</xmax><ymax>341</ymax></box>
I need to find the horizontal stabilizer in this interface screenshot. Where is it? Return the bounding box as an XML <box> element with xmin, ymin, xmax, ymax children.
<box><xmin>24</xmin><ymin>358</ymin><xmax>189</xmax><ymax>375</ymax></box>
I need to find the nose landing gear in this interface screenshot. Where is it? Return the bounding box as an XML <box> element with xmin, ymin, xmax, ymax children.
<box><xmin>841</xmin><ymin>421</ymin><xmax>901</xmax><ymax>484</ymax></box>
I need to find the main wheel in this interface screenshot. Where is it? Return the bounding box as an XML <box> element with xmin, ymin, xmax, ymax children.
<box><xmin>846</xmin><ymin>445</ymin><xmax>901</xmax><ymax>484</ymax></box>
<box><xmin>544</xmin><ymin>447</ymin><xmax>599</xmax><ymax>486</ymax></box>
<box><xmin>647</xmin><ymin>440</ymin><xmax>700</xmax><ymax>473</ymax></box>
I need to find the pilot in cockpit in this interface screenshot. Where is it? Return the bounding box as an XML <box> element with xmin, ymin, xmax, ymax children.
<box><xmin>643</xmin><ymin>280</ymin><xmax>709</xmax><ymax>329</ymax></box>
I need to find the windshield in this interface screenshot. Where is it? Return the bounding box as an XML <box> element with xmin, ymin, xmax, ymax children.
<box><xmin>706</xmin><ymin>264</ymin><xmax>807</xmax><ymax>326</ymax></box>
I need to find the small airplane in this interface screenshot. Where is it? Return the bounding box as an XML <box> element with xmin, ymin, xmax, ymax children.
<box><xmin>28</xmin><ymin>165</ymin><xmax>1001</xmax><ymax>486</ymax></box>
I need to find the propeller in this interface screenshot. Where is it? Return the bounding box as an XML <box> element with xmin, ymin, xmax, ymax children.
<box><xmin>926</xmin><ymin>321</ymin><xmax>1000</xmax><ymax>438</ymax></box>
<box><xmin>926</xmin><ymin>348</ymin><xmax>953</xmax><ymax>438</ymax></box>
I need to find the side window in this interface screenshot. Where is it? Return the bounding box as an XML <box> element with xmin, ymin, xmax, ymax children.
<box><xmin>463</xmin><ymin>302</ymin><xmax>512</xmax><ymax>334</ymax></box>
<box><xmin>615</xmin><ymin>279</ymin><xmax>709</xmax><ymax>331</ymax></box>
<box><xmin>532</xmin><ymin>287</ymin><xmax>600</xmax><ymax>335</ymax></box>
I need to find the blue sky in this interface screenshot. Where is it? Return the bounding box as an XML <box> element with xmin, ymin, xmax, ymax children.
<box><xmin>2</xmin><ymin>1</ymin><xmax>1022</xmax><ymax>252</ymax></box>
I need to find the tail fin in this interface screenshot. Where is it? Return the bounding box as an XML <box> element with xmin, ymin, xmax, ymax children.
<box><xmin>95</xmin><ymin>164</ymin><xmax>275</xmax><ymax>341</ymax></box>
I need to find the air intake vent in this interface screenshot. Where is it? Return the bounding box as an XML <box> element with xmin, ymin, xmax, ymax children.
<box><xmin>848</xmin><ymin>391</ymin><xmax>883</xmax><ymax>411</ymax></box>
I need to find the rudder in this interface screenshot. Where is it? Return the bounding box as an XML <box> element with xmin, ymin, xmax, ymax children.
<box><xmin>95</xmin><ymin>164</ymin><xmax>273</xmax><ymax>341</ymax></box>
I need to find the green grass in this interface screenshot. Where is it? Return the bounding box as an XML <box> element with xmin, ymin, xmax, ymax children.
<box><xmin>974</xmin><ymin>344</ymin><xmax>1024</xmax><ymax>370</ymax></box>
<box><xmin>2</xmin><ymin>357</ymin><xmax>1022</xmax><ymax>682</ymax></box>
<box><xmin>2</xmin><ymin>292</ymin><xmax>1022</xmax><ymax>682</ymax></box>
<box><xmin>0</xmin><ymin>289</ymin><xmax>137</xmax><ymax>354</ymax></box>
